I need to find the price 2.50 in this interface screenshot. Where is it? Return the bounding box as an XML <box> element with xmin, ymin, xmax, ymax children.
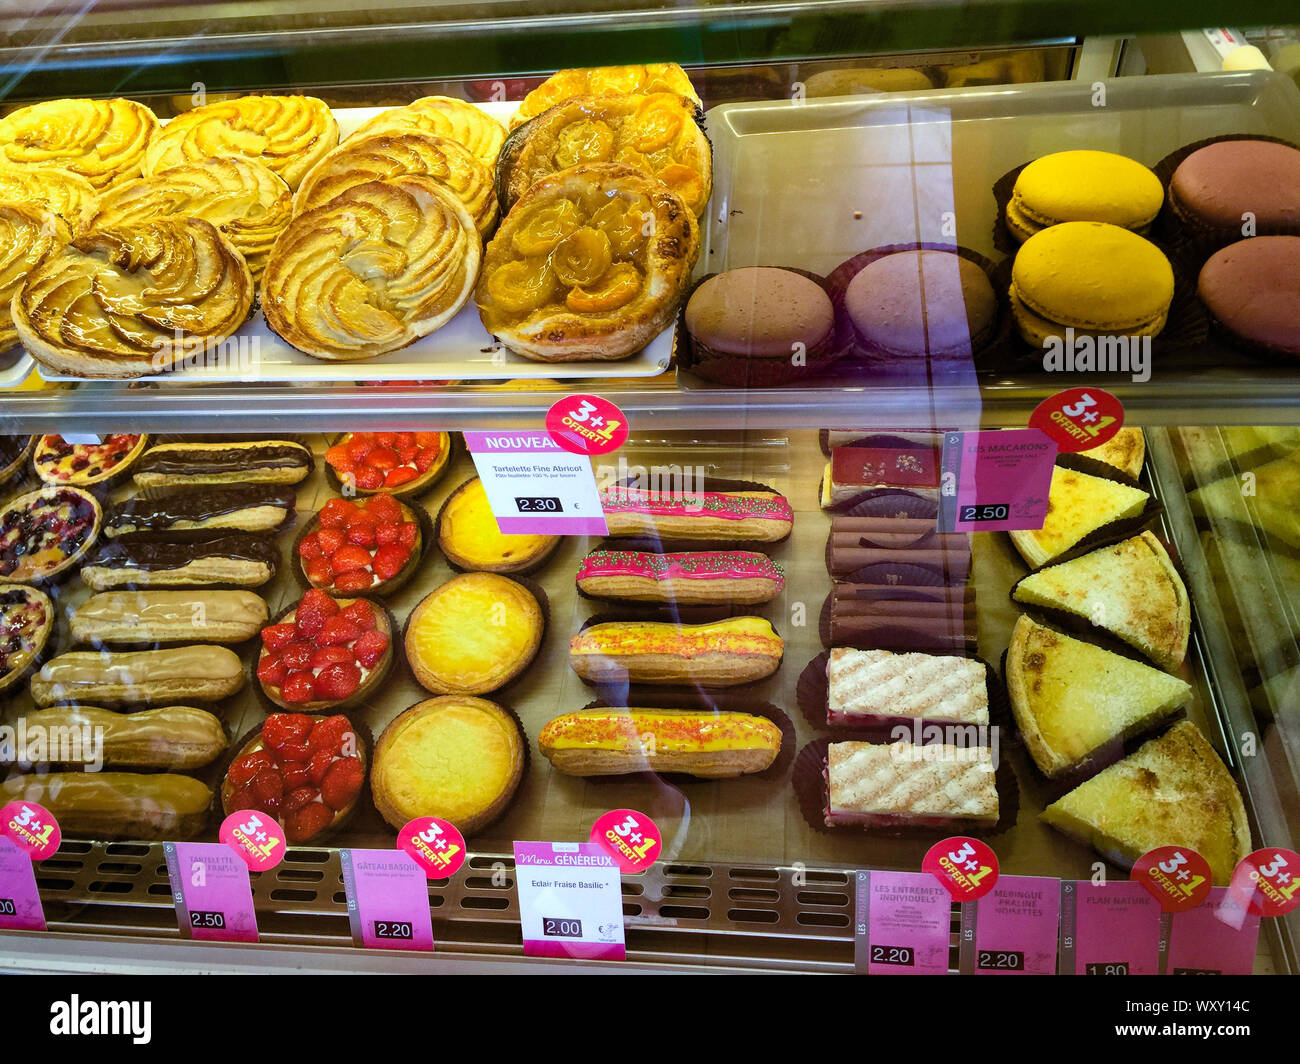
<box><xmin>190</xmin><ymin>910</ymin><xmax>225</xmax><ymax>929</ymax></box>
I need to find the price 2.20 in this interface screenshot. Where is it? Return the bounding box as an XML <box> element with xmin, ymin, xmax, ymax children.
<box><xmin>870</xmin><ymin>945</ymin><xmax>914</xmax><ymax>966</ymax></box>
<box><xmin>977</xmin><ymin>949</ymin><xmax>1024</xmax><ymax>971</ymax></box>
<box><xmin>373</xmin><ymin>921</ymin><xmax>414</xmax><ymax>940</ymax></box>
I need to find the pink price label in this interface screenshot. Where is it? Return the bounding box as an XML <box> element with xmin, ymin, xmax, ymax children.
<box><xmin>1132</xmin><ymin>846</ymin><xmax>1213</xmax><ymax>912</ymax></box>
<box><xmin>590</xmin><ymin>809</ymin><xmax>661</xmax><ymax>873</ymax></box>
<box><xmin>1227</xmin><ymin>848</ymin><xmax>1300</xmax><ymax>917</ymax></box>
<box><xmin>397</xmin><ymin>817</ymin><xmax>467</xmax><ymax>879</ymax></box>
<box><xmin>967</xmin><ymin>875</ymin><xmax>1060</xmax><ymax>975</ymax></box>
<box><xmin>0</xmin><ymin>801</ymin><xmax>60</xmax><ymax>861</ymax></box>
<box><xmin>858</xmin><ymin>870</ymin><xmax>953</xmax><ymax>975</ymax></box>
<box><xmin>1067</xmin><ymin>880</ymin><xmax>1161</xmax><ymax>975</ymax></box>
<box><xmin>0</xmin><ymin>837</ymin><xmax>45</xmax><ymax>932</ymax></box>
<box><xmin>937</xmin><ymin>429</ymin><xmax>1057</xmax><ymax>533</ymax></box>
<box><xmin>1165</xmin><ymin>888</ymin><xmax>1261</xmax><ymax>974</ymax></box>
<box><xmin>923</xmin><ymin>836</ymin><xmax>999</xmax><ymax>901</ymax></box>
<box><xmin>164</xmin><ymin>842</ymin><xmax>259</xmax><ymax>943</ymax></box>
<box><xmin>340</xmin><ymin>849</ymin><xmax>435</xmax><ymax>951</ymax></box>
<box><xmin>545</xmin><ymin>394</ymin><xmax>628</xmax><ymax>457</ymax></box>
<box><xmin>220</xmin><ymin>810</ymin><xmax>286</xmax><ymax>872</ymax></box>
<box><xmin>1028</xmin><ymin>387</ymin><xmax>1124</xmax><ymax>453</ymax></box>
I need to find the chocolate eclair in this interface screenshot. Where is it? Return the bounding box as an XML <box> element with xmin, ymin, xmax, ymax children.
<box><xmin>132</xmin><ymin>440</ymin><xmax>313</xmax><ymax>489</ymax></box>
<box><xmin>103</xmin><ymin>487</ymin><xmax>295</xmax><ymax>539</ymax></box>
<box><xmin>80</xmin><ymin>533</ymin><xmax>280</xmax><ymax>590</ymax></box>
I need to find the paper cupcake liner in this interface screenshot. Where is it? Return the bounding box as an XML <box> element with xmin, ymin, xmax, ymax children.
<box><xmin>1202</xmin><ymin>306</ymin><xmax>1300</xmax><ymax>366</ymax></box>
<box><xmin>291</xmin><ymin>494</ymin><xmax>433</xmax><ymax>601</ymax></box>
<box><xmin>1053</xmin><ymin>450</ymin><xmax>1142</xmax><ymax>490</ymax></box>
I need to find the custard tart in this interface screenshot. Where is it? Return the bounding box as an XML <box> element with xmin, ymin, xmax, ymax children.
<box><xmin>0</xmin><ymin>204</ymin><xmax>71</xmax><ymax>352</ymax></box>
<box><xmin>512</xmin><ymin>64</ymin><xmax>700</xmax><ymax>128</ymax></box>
<box><xmin>498</xmin><ymin>93</ymin><xmax>712</xmax><ymax>216</ymax></box>
<box><xmin>262</xmin><ymin>175</ymin><xmax>480</xmax><ymax>360</ymax></box>
<box><xmin>294</xmin><ymin>131</ymin><xmax>497</xmax><ymax>234</ymax></box>
<box><xmin>144</xmin><ymin>95</ymin><xmax>338</xmax><ymax>190</ymax></box>
<box><xmin>0</xmin><ymin>98</ymin><xmax>158</xmax><ymax>190</ymax></box>
<box><xmin>85</xmin><ymin>158</ymin><xmax>292</xmax><ymax>280</ymax></box>
<box><xmin>477</xmin><ymin>162</ymin><xmax>699</xmax><ymax>362</ymax></box>
<box><xmin>0</xmin><ymin>165</ymin><xmax>98</xmax><ymax>224</ymax></box>
<box><xmin>347</xmin><ymin>96</ymin><xmax>506</xmax><ymax>167</ymax></box>
<box><xmin>13</xmin><ymin>219</ymin><xmax>254</xmax><ymax>379</ymax></box>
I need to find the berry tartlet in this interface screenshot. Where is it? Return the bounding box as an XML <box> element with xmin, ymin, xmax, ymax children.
<box><xmin>0</xmin><ymin>436</ymin><xmax>35</xmax><ymax>491</ymax></box>
<box><xmin>256</xmin><ymin>590</ymin><xmax>394</xmax><ymax>713</ymax></box>
<box><xmin>0</xmin><ymin>583</ymin><xmax>54</xmax><ymax>694</ymax></box>
<box><xmin>0</xmin><ymin>485</ymin><xmax>101</xmax><ymax>584</ymax></box>
<box><xmin>324</xmin><ymin>431</ymin><xmax>452</xmax><ymax>497</ymax></box>
<box><xmin>33</xmin><ymin>433</ymin><xmax>148</xmax><ymax>488</ymax></box>
<box><xmin>222</xmin><ymin>713</ymin><xmax>368</xmax><ymax>844</ymax></box>
<box><xmin>295</xmin><ymin>495</ymin><xmax>425</xmax><ymax>597</ymax></box>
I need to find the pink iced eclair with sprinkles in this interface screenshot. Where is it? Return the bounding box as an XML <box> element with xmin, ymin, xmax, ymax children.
<box><xmin>576</xmin><ymin>549</ymin><xmax>785</xmax><ymax>605</ymax></box>
<box><xmin>600</xmin><ymin>486</ymin><xmax>794</xmax><ymax>543</ymax></box>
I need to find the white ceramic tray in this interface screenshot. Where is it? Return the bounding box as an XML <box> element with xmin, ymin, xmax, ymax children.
<box><xmin>38</xmin><ymin>102</ymin><xmax>673</xmax><ymax>384</ymax></box>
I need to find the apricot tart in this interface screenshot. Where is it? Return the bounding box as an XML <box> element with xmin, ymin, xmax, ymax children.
<box><xmin>512</xmin><ymin>64</ymin><xmax>701</xmax><ymax>128</ymax></box>
<box><xmin>436</xmin><ymin>476</ymin><xmax>559</xmax><ymax>574</ymax></box>
<box><xmin>476</xmin><ymin>161</ymin><xmax>699</xmax><ymax>362</ymax></box>
<box><xmin>33</xmin><ymin>434</ymin><xmax>148</xmax><ymax>488</ymax></box>
<box><xmin>323</xmin><ymin>431</ymin><xmax>451</xmax><ymax>496</ymax></box>
<box><xmin>404</xmin><ymin>572</ymin><xmax>544</xmax><ymax>695</ymax></box>
<box><xmin>222</xmin><ymin>713</ymin><xmax>367</xmax><ymax>844</ymax></box>
<box><xmin>296</xmin><ymin>495</ymin><xmax>424</xmax><ymax>597</ymax></box>
<box><xmin>257</xmin><ymin>590</ymin><xmax>393</xmax><ymax>713</ymax></box>
<box><xmin>0</xmin><ymin>486</ymin><xmax>101</xmax><ymax>584</ymax></box>
<box><xmin>0</xmin><ymin>584</ymin><xmax>54</xmax><ymax>695</ymax></box>
<box><xmin>0</xmin><ymin>98</ymin><xmax>158</xmax><ymax>190</ymax></box>
<box><xmin>0</xmin><ymin>165</ymin><xmax>98</xmax><ymax>226</ymax></box>
<box><xmin>372</xmin><ymin>696</ymin><xmax>524</xmax><ymax>834</ymax></box>
<box><xmin>0</xmin><ymin>204</ymin><xmax>71</xmax><ymax>352</ymax></box>
<box><xmin>498</xmin><ymin>93</ymin><xmax>712</xmax><ymax>216</ymax></box>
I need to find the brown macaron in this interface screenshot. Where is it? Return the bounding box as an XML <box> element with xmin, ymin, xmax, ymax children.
<box><xmin>1169</xmin><ymin>139</ymin><xmax>1300</xmax><ymax>248</ymax></box>
<box><xmin>1198</xmin><ymin>236</ymin><xmax>1300</xmax><ymax>357</ymax></box>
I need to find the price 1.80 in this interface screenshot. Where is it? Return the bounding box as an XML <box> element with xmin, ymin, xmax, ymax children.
<box><xmin>373</xmin><ymin>921</ymin><xmax>414</xmax><ymax>940</ymax></box>
<box><xmin>190</xmin><ymin>910</ymin><xmax>225</xmax><ymax>929</ymax></box>
<box><xmin>1085</xmin><ymin>961</ymin><xmax>1130</xmax><ymax>975</ymax></box>
<box><xmin>542</xmin><ymin>916</ymin><xmax>583</xmax><ymax>938</ymax></box>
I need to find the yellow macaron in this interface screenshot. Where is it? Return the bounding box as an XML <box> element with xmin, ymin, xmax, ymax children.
<box><xmin>1010</xmin><ymin>221</ymin><xmax>1174</xmax><ymax>346</ymax></box>
<box><xmin>1007</xmin><ymin>150</ymin><xmax>1164</xmax><ymax>244</ymax></box>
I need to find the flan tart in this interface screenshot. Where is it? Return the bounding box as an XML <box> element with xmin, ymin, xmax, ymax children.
<box><xmin>436</xmin><ymin>476</ymin><xmax>559</xmax><ymax>574</ymax></box>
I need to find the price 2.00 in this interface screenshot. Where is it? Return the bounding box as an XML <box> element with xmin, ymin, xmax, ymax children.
<box><xmin>190</xmin><ymin>910</ymin><xmax>225</xmax><ymax>929</ymax></box>
<box><xmin>542</xmin><ymin>917</ymin><xmax>583</xmax><ymax>938</ymax></box>
<box><xmin>870</xmin><ymin>945</ymin><xmax>914</xmax><ymax>966</ymax></box>
<box><xmin>0</xmin><ymin>898</ymin><xmax>15</xmax><ymax>916</ymax></box>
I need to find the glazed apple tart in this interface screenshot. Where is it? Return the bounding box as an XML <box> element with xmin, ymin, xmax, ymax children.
<box><xmin>498</xmin><ymin>92</ymin><xmax>712</xmax><ymax>216</ymax></box>
<box><xmin>144</xmin><ymin>95</ymin><xmax>338</xmax><ymax>190</ymax></box>
<box><xmin>294</xmin><ymin>132</ymin><xmax>497</xmax><ymax>234</ymax></box>
<box><xmin>346</xmin><ymin>97</ymin><xmax>506</xmax><ymax>168</ymax></box>
<box><xmin>85</xmin><ymin>158</ymin><xmax>292</xmax><ymax>279</ymax></box>
<box><xmin>0</xmin><ymin>165</ymin><xmax>98</xmax><ymax>225</ymax></box>
<box><xmin>13</xmin><ymin>219</ymin><xmax>254</xmax><ymax>378</ymax></box>
<box><xmin>262</xmin><ymin>175</ymin><xmax>480</xmax><ymax>360</ymax></box>
<box><xmin>477</xmin><ymin>162</ymin><xmax>699</xmax><ymax>362</ymax></box>
<box><xmin>512</xmin><ymin>64</ymin><xmax>700</xmax><ymax>128</ymax></box>
<box><xmin>0</xmin><ymin>98</ymin><xmax>158</xmax><ymax>190</ymax></box>
<box><xmin>1</xmin><ymin>204</ymin><xmax>71</xmax><ymax>352</ymax></box>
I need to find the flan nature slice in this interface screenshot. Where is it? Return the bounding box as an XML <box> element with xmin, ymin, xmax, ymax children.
<box><xmin>1006</xmin><ymin>615</ymin><xmax>1192</xmax><ymax>777</ymax></box>
<box><xmin>1076</xmin><ymin>426</ymin><xmax>1145</xmax><ymax>480</ymax></box>
<box><xmin>1009</xmin><ymin>466</ymin><xmax>1149</xmax><ymax>569</ymax></box>
<box><xmin>1012</xmin><ymin>532</ymin><xmax>1189</xmax><ymax>671</ymax></box>
<box><xmin>1041</xmin><ymin>721</ymin><xmax>1250</xmax><ymax>884</ymax></box>
<box><xmin>1188</xmin><ymin>450</ymin><xmax>1300</xmax><ymax>550</ymax></box>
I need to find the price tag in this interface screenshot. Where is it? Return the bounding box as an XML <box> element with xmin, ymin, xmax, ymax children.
<box><xmin>465</xmin><ymin>431</ymin><xmax>608</xmax><ymax>536</ymax></box>
<box><xmin>0</xmin><ymin>837</ymin><xmax>44</xmax><ymax>931</ymax></box>
<box><xmin>1132</xmin><ymin>846</ymin><xmax>1213</xmax><ymax>912</ymax></box>
<box><xmin>959</xmin><ymin>874</ymin><xmax>1059</xmax><ymax>975</ymax></box>
<box><xmin>1162</xmin><ymin>888</ymin><xmax>1261</xmax><ymax>975</ymax></box>
<box><xmin>1227</xmin><ymin>847</ymin><xmax>1300</xmax><ymax>917</ymax></box>
<box><xmin>0</xmin><ymin>800</ymin><xmax>61</xmax><ymax>860</ymax></box>
<box><xmin>60</xmin><ymin>434</ymin><xmax>101</xmax><ymax>446</ymax></box>
<box><xmin>219</xmin><ymin>809</ymin><xmax>286</xmax><ymax>872</ymax></box>
<box><xmin>544</xmin><ymin>394</ymin><xmax>629</xmax><ymax>457</ymax></box>
<box><xmin>855</xmin><ymin>870</ymin><xmax>953</xmax><ymax>975</ymax></box>
<box><xmin>1028</xmin><ymin>387</ymin><xmax>1124</xmax><ymax>453</ymax></box>
<box><xmin>590</xmin><ymin>809</ymin><xmax>661</xmax><ymax>874</ymax></box>
<box><xmin>1061</xmin><ymin>880</ymin><xmax>1161</xmax><ymax>975</ymax></box>
<box><xmin>397</xmin><ymin>816</ymin><xmax>467</xmax><ymax>879</ymax></box>
<box><xmin>513</xmin><ymin>841</ymin><xmax>625</xmax><ymax>961</ymax></box>
<box><xmin>164</xmin><ymin>842</ymin><xmax>258</xmax><ymax>943</ymax></box>
<box><xmin>923</xmin><ymin>836</ymin><xmax>999</xmax><ymax>901</ymax></box>
<box><xmin>937</xmin><ymin>429</ymin><xmax>1057</xmax><ymax>533</ymax></box>
<box><xmin>340</xmin><ymin>849</ymin><xmax>435</xmax><ymax>951</ymax></box>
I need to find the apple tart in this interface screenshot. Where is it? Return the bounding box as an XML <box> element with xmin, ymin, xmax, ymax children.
<box><xmin>294</xmin><ymin>132</ymin><xmax>497</xmax><ymax>234</ymax></box>
<box><xmin>477</xmin><ymin>162</ymin><xmax>699</xmax><ymax>362</ymax></box>
<box><xmin>512</xmin><ymin>64</ymin><xmax>701</xmax><ymax>128</ymax></box>
<box><xmin>1</xmin><ymin>204</ymin><xmax>71</xmax><ymax>352</ymax></box>
<box><xmin>346</xmin><ymin>97</ymin><xmax>506</xmax><ymax>168</ymax></box>
<box><xmin>262</xmin><ymin>174</ymin><xmax>480</xmax><ymax>360</ymax></box>
<box><xmin>0</xmin><ymin>98</ymin><xmax>158</xmax><ymax>190</ymax></box>
<box><xmin>85</xmin><ymin>158</ymin><xmax>292</xmax><ymax>280</ymax></box>
<box><xmin>498</xmin><ymin>92</ymin><xmax>712</xmax><ymax>216</ymax></box>
<box><xmin>13</xmin><ymin>219</ymin><xmax>254</xmax><ymax>378</ymax></box>
<box><xmin>144</xmin><ymin>95</ymin><xmax>338</xmax><ymax>190</ymax></box>
<box><xmin>0</xmin><ymin>165</ymin><xmax>98</xmax><ymax>224</ymax></box>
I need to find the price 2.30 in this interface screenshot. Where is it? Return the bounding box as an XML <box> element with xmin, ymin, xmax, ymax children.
<box><xmin>515</xmin><ymin>496</ymin><xmax>562</xmax><ymax>513</ymax></box>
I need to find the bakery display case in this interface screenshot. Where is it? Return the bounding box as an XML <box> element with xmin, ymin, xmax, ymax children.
<box><xmin>1</xmin><ymin>0</ymin><xmax>1300</xmax><ymax>978</ymax></box>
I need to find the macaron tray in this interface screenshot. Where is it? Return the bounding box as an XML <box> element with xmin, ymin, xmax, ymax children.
<box><xmin>0</xmin><ymin>429</ymin><xmax>1248</xmax><ymax>885</ymax></box>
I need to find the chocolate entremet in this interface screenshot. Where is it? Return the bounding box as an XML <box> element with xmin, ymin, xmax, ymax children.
<box><xmin>132</xmin><ymin>441</ymin><xmax>312</xmax><ymax>487</ymax></box>
<box><xmin>80</xmin><ymin>533</ymin><xmax>280</xmax><ymax>590</ymax></box>
<box><xmin>827</xmin><ymin>584</ymin><xmax>976</xmax><ymax>654</ymax></box>
<box><xmin>104</xmin><ymin>487</ymin><xmax>295</xmax><ymax>538</ymax></box>
<box><xmin>826</xmin><ymin>517</ymin><xmax>971</xmax><ymax>584</ymax></box>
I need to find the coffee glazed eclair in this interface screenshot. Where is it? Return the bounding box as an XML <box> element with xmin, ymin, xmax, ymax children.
<box><xmin>30</xmin><ymin>645</ymin><xmax>246</xmax><ymax>706</ymax></box>
<box><xmin>80</xmin><ymin>533</ymin><xmax>279</xmax><ymax>590</ymax></box>
<box><xmin>569</xmin><ymin>617</ymin><xmax>783</xmax><ymax>686</ymax></box>
<box><xmin>70</xmin><ymin>590</ymin><xmax>268</xmax><ymax>645</ymax></box>
<box><xmin>104</xmin><ymin>487</ymin><xmax>295</xmax><ymax>538</ymax></box>
<box><xmin>576</xmin><ymin>549</ymin><xmax>785</xmax><ymax>606</ymax></box>
<box><xmin>131</xmin><ymin>440</ymin><xmax>312</xmax><ymax>489</ymax></box>
<box><xmin>600</xmin><ymin>484</ymin><xmax>794</xmax><ymax>544</ymax></box>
